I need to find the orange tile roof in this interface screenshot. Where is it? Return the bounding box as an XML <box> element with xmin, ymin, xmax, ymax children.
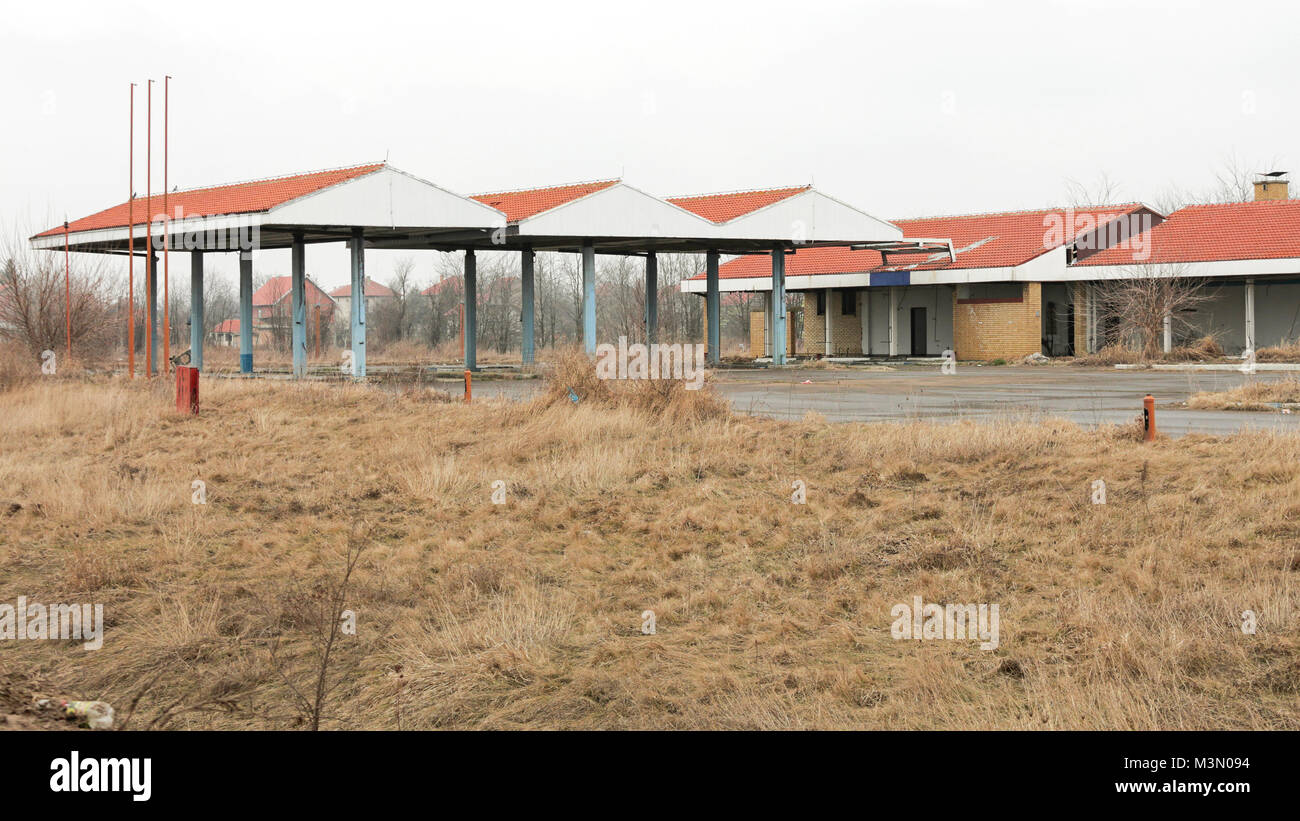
<box><xmin>328</xmin><ymin>278</ymin><xmax>395</xmax><ymax>298</ymax></box>
<box><xmin>34</xmin><ymin>163</ymin><xmax>385</xmax><ymax>238</ymax></box>
<box><xmin>471</xmin><ymin>179</ymin><xmax>619</xmax><ymax>222</ymax></box>
<box><xmin>1074</xmin><ymin>198</ymin><xmax>1300</xmax><ymax>266</ymax></box>
<box><xmin>697</xmin><ymin>205</ymin><xmax>1143</xmax><ymax>279</ymax></box>
<box><xmin>251</xmin><ymin>276</ymin><xmax>337</xmax><ymax>308</ymax></box>
<box><xmin>212</xmin><ymin>319</ymin><xmax>240</xmax><ymax>334</ymax></box>
<box><xmin>667</xmin><ymin>186</ymin><xmax>810</xmax><ymax>223</ymax></box>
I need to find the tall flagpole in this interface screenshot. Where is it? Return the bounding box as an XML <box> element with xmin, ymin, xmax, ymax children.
<box><xmin>128</xmin><ymin>82</ymin><xmax>136</xmax><ymax>379</ymax></box>
<box><xmin>163</xmin><ymin>75</ymin><xmax>171</xmax><ymax>371</ymax></box>
<box><xmin>145</xmin><ymin>79</ymin><xmax>153</xmax><ymax>377</ymax></box>
<box><xmin>64</xmin><ymin>221</ymin><xmax>70</xmax><ymax>359</ymax></box>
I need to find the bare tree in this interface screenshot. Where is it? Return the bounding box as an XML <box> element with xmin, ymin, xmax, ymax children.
<box><xmin>1</xmin><ymin>229</ymin><xmax>118</xmax><ymax>358</ymax></box>
<box><xmin>1064</xmin><ymin>172</ymin><xmax>1124</xmax><ymax>207</ymax></box>
<box><xmin>384</xmin><ymin>256</ymin><xmax>418</xmax><ymax>343</ymax></box>
<box><xmin>1094</xmin><ymin>264</ymin><xmax>1212</xmax><ymax>358</ymax></box>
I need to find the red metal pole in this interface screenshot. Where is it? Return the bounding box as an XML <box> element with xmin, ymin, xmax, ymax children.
<box><xmin>163</xmin><ymin>75</ymin><xmax>171</xmax><ymax>372</ymax></box>
<box><xmin>128</xmin><ymin>83</ymin><xmax>135</xmax><ymax>379</ymax></box>
<box><xmin>145</xmin><ymin>79</ymin><xmax>153</xmax><ymax>377</ymax></box>
<box><xmin>64</xmin><ymin>221</ymin><xmax>70</xmax><ymax>359</ymax></box>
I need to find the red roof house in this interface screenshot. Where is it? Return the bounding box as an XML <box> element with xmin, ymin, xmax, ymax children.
<box><xmin>251</xmin><ymin>276</ymin><xmax>337</xmax><ymax>323</ymax></box>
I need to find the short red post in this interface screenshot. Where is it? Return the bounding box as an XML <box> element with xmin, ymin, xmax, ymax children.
<box><xmin>464</xmin><ymin>369</ymin><xmax>472</xmax><ymax>404</ymax></box>
<box><xmin>1142</xmin><ymin>394</ymin><xmax>1155</xmax><ymax>441</ymax></box>
<box><xmin>175</xmin><ymin>366</ymin><xmax>199</xmax><ymax>415</ymax></box>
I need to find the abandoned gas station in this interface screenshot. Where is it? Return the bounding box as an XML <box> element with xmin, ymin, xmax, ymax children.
<box><xmin>29</xmin><ymin>164</ymin><xmax>1300</xmax><ymax>371</ymax></box>
<box><xmin>28</xmin><ymin>163</ymin><xmax>950</xmax><ymax>377</ymax></box>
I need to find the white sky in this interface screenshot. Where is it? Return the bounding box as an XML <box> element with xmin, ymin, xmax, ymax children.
<box><xmin>3</xmin><ymin>0</ymin><xmax>1297</xmax><ymax>291</ymax></box>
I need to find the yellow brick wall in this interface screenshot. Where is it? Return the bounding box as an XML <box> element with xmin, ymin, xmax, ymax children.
<box><xmin>801</xmin><ymin>291</ymin><xmax>863</xmax><ymax>355</ymax></box>
<box><xmin>749</xmin><ymin>309</ymin><xmax>795</xmax><ymax>357</ymax></box>
<box><xmin>952</xmin><ymin>282</ymin><xmax>1042</xmax><ymax>360</ymax></box>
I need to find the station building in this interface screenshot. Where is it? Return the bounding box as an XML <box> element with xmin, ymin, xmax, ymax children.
<box><xmin>682</xmin><ymin>176</ymin><xmax>1300</xmax><ymax>360</ymax></box>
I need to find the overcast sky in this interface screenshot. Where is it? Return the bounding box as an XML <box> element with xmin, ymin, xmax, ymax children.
<box><xmin>3</xmin><ymin>0</ymin><xmax>1297</xmax><ymax>291</ymax></box>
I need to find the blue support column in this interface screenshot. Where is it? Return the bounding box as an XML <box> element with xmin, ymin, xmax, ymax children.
<box><xmin>771</xmin><ymin>246</ymin><xmax>786</xmax><ymax>366</ymax></box>
<box><xmin>582</xmin><ymin>241</ymin><xmax>596</xmax><ymax>354</ymax></box>
<box><xmin>350</xmin><ymin>228</ymin><xmax>367</xmax><ymax>379</ymax></box>
<box><xmin>706</xmin><ymin>250</ymin><xmax>720</xmax><ymax>365</ymax></box>
<box><xmin>464</xmin><ymin>249</ymin><xmax>477</xmax><ymax>371</ymax></box>
<box><xmin>239</xmin><ymin>251</ymin><xmax>253</xmax><ymax>374</ymax></box>
<box><xmin>520</xmin><ymin>249</ymin><xmax>535</xmax><ymax>366</ymax></box>
<box><xmin>645</xmin><ymin>252</ymin><xmax>658</xmax><ymax>344</ymax></box>
<box><xmin>189</xmin><ymin>252</ymin><xmax>204</xmax><ymax>371</ymax></box>
<box><xmin>291</xmin><ymin>233</ymin><xmax>306</xmax><ymax>379</ymax></box>
<box><xmin>148</xmin><ymin>252</ymin><xmax>158</xmax><ymax>375</ymax></box>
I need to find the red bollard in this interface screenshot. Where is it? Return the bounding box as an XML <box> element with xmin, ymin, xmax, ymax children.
<box><xmin>175</xmin><ymin>366</ymin><xmax>199</xmax><ymax>415</ymax></box>
<box><xmin>464</xmin><ymin>369</ymin><xmax>472</xmax><ymax>404</ymax></box>
<box><xmin>1142</xmin><ymin>394</ymin><xmax>1155</xmax><ymax>441</ymax></box>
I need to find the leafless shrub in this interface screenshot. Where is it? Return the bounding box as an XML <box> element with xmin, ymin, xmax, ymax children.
<box><xmin>1094</xmin><ymin>265</ymin><xmax>1212</xmax><ymax>360</ymax></box>
<box><xmin>1</xmin><ymin>227</ymin><xmax>119</xmax><ymax>359</ymax></box>
<box><xmin>264</xmin><ymin>521</ymin><xmax>371</xmax><ymax>730</ymax></box>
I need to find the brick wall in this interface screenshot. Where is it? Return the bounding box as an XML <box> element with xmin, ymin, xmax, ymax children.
<box><xmin>801</xmin><ymin>291</ymin><xmax>863</xmax><ymax>355</ymax></box>
<box><xmin>952</xmin><ymin>282</ymin><xmax>1042</xmax><ymax>360</ymax></box>
<box><xmin>749</xmin><ymin>309</ymin><xmax>795</xmax><ymax>357</ymax></box>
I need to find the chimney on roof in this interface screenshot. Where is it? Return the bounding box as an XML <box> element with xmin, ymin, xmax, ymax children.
<box><xmin>1254</xmin><ymin>171</ymin><xmax>1289</xmax><ymax>201</ymax></box>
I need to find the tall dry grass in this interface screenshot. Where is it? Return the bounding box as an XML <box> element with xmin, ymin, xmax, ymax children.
<box><xmin>1189</xmin><ymin>376</ymin><xmax>1300</xmax><ymax>410</ymax></box>
<box><xmin>0</xmin><ymin>353</ymin><xmax>1296</xmax><ymax>729</ymax></box>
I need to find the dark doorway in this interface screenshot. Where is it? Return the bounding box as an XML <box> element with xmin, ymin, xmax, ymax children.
<box><xmin>1065</xmin><ymin>300</ymin><xmax>1076</xmax><ymax>356</ymax></box>
<box><xmin>910</xmin><ymin>307</ymin><xmax>927</xmax><ymax>355</ymax></box>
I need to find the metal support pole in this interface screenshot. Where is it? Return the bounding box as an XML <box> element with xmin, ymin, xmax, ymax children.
<box><xmin>350</xmin><ymin>228</ymin><xmax>367</xmax><ymax>379</ymax></box>
<box><xmin>239</xmin><ymin>251</ymin><xmax>253</xmax><ymax>374</ymax></box>
<box><xmin>770</xmin><ymin>247</ymin><xmax>786</xmax><ymax>365</ymax></box>
<box><xmin>1245</xmin><ymin>278</ymin><xmax>1256</xmax><ymax>352</ymax></box>
<box><xmin>824</xmin><ymin>288</ymin><xmax>833</xmax><ymax>357</ymax></box>
<box><xmin>706</xmin><ymin>250</ymin><xmax>720</xmax><ymax>365</ymax></box>
<box><xmin>190</xmin><ymin>252</ymin><xmax>204</xmax><ymax>371</ymax></box>
<box><xmin>582</xmin><ymin>242</ymin><xmax>596</xmax><ymax>354</ymax></box>
<box><xmin>148</xmin><ymin>252</ymin><xmax>158</xmax><ymax>375</ymax></box>
<box><xmin>888</xmin><ymin>286</ymin><xmax>901</xmax><ymax>357</ymax></box>
<box><xmin>291</xmin><ymin>233</ymin><xmax>306</xmax><ymax>379</ymax></box>
<box><xmin>521</xmin><ymin>249</ymin><xmax>535</xmax><ymax>366</ymax></box>
<box><xmin>644</xmin><ymin>252</ymin><xmax>658</xmax><ymax>345</ymax></box>
<box><xmin>464</xmin><ymin>249</ymin><xmax>477</xmax><ymax>371</ymax></box>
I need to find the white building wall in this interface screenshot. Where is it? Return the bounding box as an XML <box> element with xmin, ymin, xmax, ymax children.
<box><xmin>1255</xmin><ymin>282</ymin><xmax>1300</xmax><ymax>348</ymax></box>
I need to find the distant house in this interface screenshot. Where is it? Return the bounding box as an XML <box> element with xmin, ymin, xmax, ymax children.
<box><xmin>250</xmin><ymin>276</ymin><xmax>337</xmax><ymax>347</ymax></box>
<box><xmin>329</xmin><ymin>277</ymin><xmax>395</xmax><ymax>321</ymax></box>
<box><xmin>420</xmin><ymin>274</ymin><xmax>519</xmax><ymax>301</ymax></box>
<box><xmin>210</xmin><ymin>318</ymin><xmax>240</xmax><ymax>346</ymax></box>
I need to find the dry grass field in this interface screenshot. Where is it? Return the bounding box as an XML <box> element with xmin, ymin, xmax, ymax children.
<box><xmin>1190</xmin><ymin>377</ymin><xmax>1300</xmax><ymax>411</ymax></box>
<box><xmin>0</xmin><ymin>351</ymin><xmax>1297</xmax><ymax>730</ymax></box>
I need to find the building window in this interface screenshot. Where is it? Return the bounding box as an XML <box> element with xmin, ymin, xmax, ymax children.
<box><xmin>842</xmin><ymin>290</ymin><xmax>856</xmax><ymax>316</ymax></box>
<box><xmin>815</xmin><ymin>291</ymin><xmax>826</xmax><ymax>316</ymax></box>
